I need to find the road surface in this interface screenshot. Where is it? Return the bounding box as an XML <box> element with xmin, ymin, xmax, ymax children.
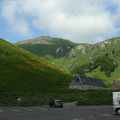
<box><xmin>0</xmin><ymin>105</ymin><xmax>119</xmax><ymax>120</ymax></box>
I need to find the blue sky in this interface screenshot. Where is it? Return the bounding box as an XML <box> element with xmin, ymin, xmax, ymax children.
<box><xmin>0</xmin><ymin>0</ymin><xmax>120</xmax><ymax>43</ymax></box>
<box><xmin>0</xmin><ymin>16</ymin><xmax>51</xmax><ymax>43</ymax></box>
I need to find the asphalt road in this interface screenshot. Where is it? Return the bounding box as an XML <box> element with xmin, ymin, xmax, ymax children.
<box><xmin>0</xmin><ymin>105</ymin><xmax>119</xmax><ymax>120</ymax></box>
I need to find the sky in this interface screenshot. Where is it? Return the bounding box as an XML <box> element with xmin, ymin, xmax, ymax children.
<box><xmin>0</xmin><ymin>0</ymin><xmax>120</xmax><ymax>43</ymax></box>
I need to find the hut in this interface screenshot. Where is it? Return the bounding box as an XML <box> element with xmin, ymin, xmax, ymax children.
<box><xmin>112</xmin><ymin>80</ymin><xmax>120</xmax><ymax>90</ymax></box>
<box><xmin>69</xmin><ymin>75</ymin><xmax>106</xmax><ymax>90</ymax></box>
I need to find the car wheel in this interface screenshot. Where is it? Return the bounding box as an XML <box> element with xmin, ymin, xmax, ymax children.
<box><xmin>116</xmin><ymin>111</ymin><xmax>118</xmax><ymax>115</ymax></box>
<box><xmin>115</xmin><ymin>108</ymin><xmax>119</xmax><ymax>115</ymax></box>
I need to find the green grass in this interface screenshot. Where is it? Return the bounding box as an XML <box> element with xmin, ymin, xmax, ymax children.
<box><xmin>76</xmin><ymin>90</ymin><xmax>113</xmax><ymax>106</ymax></box>
<box><xmin>0</xmin><ymin>90</ymin><xmax>113</xmax><ymax>106</ymax></box>
<box><xmin>0</xmin><ymin>38</ymin><xmax>72</xmax><ymax>92</ymax></box>
<box><xmin>16</xmin><ymin>36</ymin><xmax>120</xmax><ymax>86</ymax></box>
<box><xmin>0</xmin><ymin>38</ymin><xmax>118</xmax><ymax>106</ymax></box>
<box><xmin>44</xmin><ymin>55</ymin><xmax>90</xmax><ymax>71</ymax></box>
<box><xmin>17</xmin><ymin>37</ymin><xmax>76</xmax><ymax>57</ymax></box>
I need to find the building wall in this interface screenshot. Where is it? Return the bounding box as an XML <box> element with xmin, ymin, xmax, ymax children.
<box><xmin>112</xmin><ymin>81</ymin><xmax>120</xmax><ymax>90</ymax></box>
<box><xmin>69</xmin><ymin>84</ymin><xmax>105</xmax><ymax>90</ymax></box>
<box><xmin>112</xmin><ymin>86</ymin><xmax>120</xmax><ymax>90</ymax></box>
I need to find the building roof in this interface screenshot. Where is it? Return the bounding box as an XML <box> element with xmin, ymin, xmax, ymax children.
<box><xmin>70</xmin><ymin>75</ymin><xmax>106</xmax><ymax>87</ymax></box>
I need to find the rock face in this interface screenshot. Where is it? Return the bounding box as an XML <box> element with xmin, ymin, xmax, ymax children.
<box><xmin>56</xmin><ymin>47</ymin><xmax>64</xmax><ymax>55</ymax></box>
<box><xmin>69</xmin><ymin>37</ymin><xmax>120</xmax><ymax>57</ymax></box>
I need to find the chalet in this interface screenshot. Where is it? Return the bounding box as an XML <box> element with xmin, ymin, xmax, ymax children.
<box><xmin>69</xmin><ymin>75</ymin><xmax>106</xmax><ymax>90</ymax></box>
<box><xmin>112</xmin><ymin>80</ymin><xmax>120</xmax><ymax>90</ymax></box>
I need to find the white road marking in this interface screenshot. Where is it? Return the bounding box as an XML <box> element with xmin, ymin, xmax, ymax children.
<box><xmin>39</xmin><ymin>108</ymin><xmax>46</xmax><ymax>111</ymax></box>
<box><xmin>89</xmin><ymin>115</ymin><xmax>94</xmax><ymax>118</ymax></box>
<box><xmin>11</xmin><ymin>109</ymin><xmax>20</xmax><ymax>112</ymax></box>
<box><xmin>102</xmin><ymin>113</ymin><xmax>111</xmax><ymax>117</ymax></box>
<box><xmin>22</xmin><ymin>108</ymin><xmax>34</xmax><ymax>112</ymax></box>
<box><xmin>27</xmin><ymin>109</ymin><xmax>34</xmax><ymax>112</ymax></box>
<box><xmin>72</xmin><ymin>118</ymin><xmax>84</xmax><ymax>120</ymax></box>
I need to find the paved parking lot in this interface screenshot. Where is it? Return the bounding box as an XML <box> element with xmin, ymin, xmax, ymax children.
<box><xmin>0</xmin><ymin>106</ymin><xmax>119</xmax><ymax>120</ymax></box>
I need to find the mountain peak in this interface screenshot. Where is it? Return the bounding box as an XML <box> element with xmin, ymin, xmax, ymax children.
<box><xmin>35</xmin><ymin>36</ymin><xmax>51</xmax><ymax>40</ymax></box>
<box><xmin>16</xmin><ymin>36</ymin><xmax>76</xmax><ymax>46</ymax></box>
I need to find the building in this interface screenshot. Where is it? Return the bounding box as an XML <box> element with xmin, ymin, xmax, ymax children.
<box><xmin>69</xmin><ymin>75</ymin><xmax>106</xmax><ymax>90</ymax></box>
<box><xmin>112</xmin><ymin>80</ymin><xmax>120</xmax><ymax>90</ymax></box>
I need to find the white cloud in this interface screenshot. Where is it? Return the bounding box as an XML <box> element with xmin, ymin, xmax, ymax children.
<box><xmin>1</xmin><ymin>0</ymin><xmax>120</xmax><ymax>43</ymax></box>
<box><xmin>1</xmin><ymin>0</ymin><xmax>30</xmax><ymax>36</ymax></box>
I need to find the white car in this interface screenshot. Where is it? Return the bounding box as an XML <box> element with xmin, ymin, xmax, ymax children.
<box><xmin>113</xmin><ymin>92</ymin><xmax>120</xmax><ymax>115</ymax></box>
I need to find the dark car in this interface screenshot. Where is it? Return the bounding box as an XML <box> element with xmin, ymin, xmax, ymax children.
<box><xmin>49</xmin><ymin>100</ymin><xmax>63</xmax><ymax>108</ymax></box>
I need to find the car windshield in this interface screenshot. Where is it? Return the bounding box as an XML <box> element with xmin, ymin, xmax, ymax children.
<box><xmin>54</xmin><ymin>100</ymin><xmax>62</xmax><ymax>103</ymax></box>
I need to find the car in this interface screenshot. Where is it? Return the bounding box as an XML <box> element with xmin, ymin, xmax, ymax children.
<box><xmin>49</xmin><ymin>100</ymin><xmax>63</xmax><ymax>108</ymax></box>
<box><xmin>113</xmin><ymin>92</ymin><xmax>120</xmax><ymax>115</ymax></box>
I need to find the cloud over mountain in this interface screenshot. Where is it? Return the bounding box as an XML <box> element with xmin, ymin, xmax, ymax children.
<box><xmin>1</xmin><ymin>0</ymin><xmax>120</xmax><ymax>43</ymax></box>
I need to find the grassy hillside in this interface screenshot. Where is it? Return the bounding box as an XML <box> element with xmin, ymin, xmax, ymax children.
<box><xmin>17</xmin><ymin>36</ymin><xmax>77</xmax><ymax>57</ymax></box>
<box><xmin>44</xmin><ymin>55</ymin><xmax>90</xmax><ymax>71</ymax></box>
<box><xmin>73</xmin><ymin>37</ymin><xmax>120</xmax><ymax>86</ymax></box>
<box><xmin>17</xmin><ymin>36</ymin><xmax>91</xmax><ymax>71</ymax></box>
<box><xmin>0</xmin><ymin>38</ymin><xmax>72</xmax><ymax>92</ymax></box>
<box><xmin>17</xmin><ymin>36</ymin><xmax>120</xmax><ymax>86</ymax></box>
<box><xmin>0</xmin><ymin>38</ymin><xmax>114</xmax><ymax>106</ymax></box>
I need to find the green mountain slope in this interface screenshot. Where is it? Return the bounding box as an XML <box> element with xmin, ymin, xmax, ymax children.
<box><xmin>0</xmin><ymin>38</ymin><xmax>72</xmax><ymax>92</ymax></box>
<box><xmin>16</xmin><ymin>36</ymin><xmax>77</xmax><ymax>57</ymax></box>
<box><xmin>73</xmin><ymin>37</ymin><xmax>120</xmax><ymax>86</ymax></box>
<box><xmin>17</xmin><ymin>36</ymin><xmax>90</xmax><ymax>71</ymax></box>
<box><xmin>17</xmin><ymin>36</ymin><xmax>120</xmax><ymax>86</ymax></box>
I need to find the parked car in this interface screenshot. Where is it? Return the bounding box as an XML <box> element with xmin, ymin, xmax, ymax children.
<box><xmin>49</xmin><ymin>100</ymin><xmax>63</xmax><ymax>108</ymax></box>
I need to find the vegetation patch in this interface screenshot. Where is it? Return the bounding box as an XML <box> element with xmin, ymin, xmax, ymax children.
<box><xmin>0</xmin><ymin>90</ymin><xmax>113</xmax><ymax>106</ymax></box>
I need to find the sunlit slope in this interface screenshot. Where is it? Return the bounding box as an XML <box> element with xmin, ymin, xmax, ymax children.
<box><xmin>0</xmin><ymin>38</ymin><xmax>72</xmax><ymax>92</ymax></box>
<box><xmin>16</xmin><ymin>36</ymin><xmax>90</xmax><ymax>71</ymax></box>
